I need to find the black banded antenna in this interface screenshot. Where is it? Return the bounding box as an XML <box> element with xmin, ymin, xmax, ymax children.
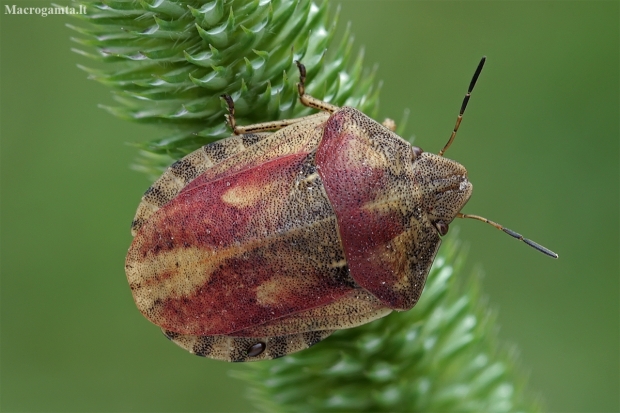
<box><xmin>457</xmin><ymin>213</ymin><xmax>558</xmax><ymax>258</ymax></box>
<box><xmin>438</xmin><ymin>56</ymin><xmax>486</xmax><ymax>156</ymax></box>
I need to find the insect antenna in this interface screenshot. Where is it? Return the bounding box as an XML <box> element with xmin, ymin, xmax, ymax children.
<box><xmin>457</xmin><ymin>212</ymin><xmax>558</xmax><ymax>258</ymax></box>
<box><xmin>439</xmin><ymin>56</ymin><xmax>486</xmax><ymax>156</ymax></box>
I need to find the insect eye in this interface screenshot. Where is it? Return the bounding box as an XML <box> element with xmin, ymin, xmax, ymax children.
<box><xmin>412</xmin><ymin>146</ymin><xmax>423</xmax><ymax>159</ymax></box>
<box><xmin>434</xmin><ymin>220</ymin><xmax>449</xmax><ymax>236</ymax></box>
<box><xmin>247</xmin><ymin>342</ymin><xmax>266</xmax><ymax>357</ymax></box>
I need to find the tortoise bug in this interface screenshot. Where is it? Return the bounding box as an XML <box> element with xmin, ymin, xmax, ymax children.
<box><xmin>125</xmin><ymin>58</ymin><xmax>557</xmax><ymax>362</ymax></box>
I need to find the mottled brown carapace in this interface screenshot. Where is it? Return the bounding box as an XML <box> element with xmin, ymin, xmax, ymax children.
<box><xmin>125</xmin><ymin>72</ymin><xmax>472</xmax><ymax>362</ymax></box>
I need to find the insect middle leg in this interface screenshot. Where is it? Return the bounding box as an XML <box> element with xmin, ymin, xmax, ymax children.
<box><xmin>295</xmin><ymin>61</ymin><xmax>340</xmax><ymax>113</ymax></box>
<box><xmin>222</xmin><ymin>61</ymin><xmax>339</xmax><ymax>135</ymax></box>
<box><xmin>221</xmin><ymin>94</ymin><xmax>329</xmax><ymax>135</ymax></box>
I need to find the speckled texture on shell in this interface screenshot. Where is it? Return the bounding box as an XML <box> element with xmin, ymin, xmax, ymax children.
<box><xmin>317</xmin><ymin>107</ymin><xmax>472</xmax><ymax>310</ymax></box>
<box><xmin>162</xmin><ymin>329</ymin><xmax>335</xmax><ymax>362</ymax></box>
<box><xmin>125</xmin><ymin>106</ymin><xmax>472</xmax><ymax>361</ymax></box>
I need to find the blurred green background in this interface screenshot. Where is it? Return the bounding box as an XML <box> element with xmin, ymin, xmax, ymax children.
<box><xmin>1</xmin><ymin>1</ymin><xmax>617</xmax><ymax>412</ymax></box>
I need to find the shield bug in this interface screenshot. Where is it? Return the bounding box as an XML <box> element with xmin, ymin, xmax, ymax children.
<box><xmin>125</xmin><ymin>57</ymin><xmax>557</xmax><ymax>362</ymax></box>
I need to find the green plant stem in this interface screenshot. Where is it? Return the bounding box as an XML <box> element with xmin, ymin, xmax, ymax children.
<box><xmin>71</xmin><ymin>0</ymin><xmax>542</xmax><ymax>411</ymax></box>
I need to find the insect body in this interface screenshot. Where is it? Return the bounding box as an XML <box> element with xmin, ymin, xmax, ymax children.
<box><xmin>125</xmin><ymin>58</ymin><xmax>556</xmax><ymax>362</ymax></box>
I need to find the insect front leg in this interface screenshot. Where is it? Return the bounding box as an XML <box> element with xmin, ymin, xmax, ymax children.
<box><xmin>382</xmin><ymin>118</ymin><xmax>396</xmax><ymax>131</ymax></box>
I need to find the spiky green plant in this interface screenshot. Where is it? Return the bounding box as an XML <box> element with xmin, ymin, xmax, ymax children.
<box><xmin>234</xmin><ymin>234</ymin><xmax>542</xmax><ymax>412</ymax></box>
<box><xmin>70</xmin><ymin>0</ymin><xmax>541</xmax><ymax>411</ymax></box>
<box><xmin>69</xmin><ymin>0</ymin><xmax>379</xmax><ymax>178</ymax></box>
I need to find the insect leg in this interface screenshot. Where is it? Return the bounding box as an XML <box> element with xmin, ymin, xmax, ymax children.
<box><xmin>295</xmin><ymin>61</ymin><xmax>339</xmax><ymax>113</ymax></box>
<box><xmin>382</xmin><ymin>118</ymin><xmax>397</xmax><ymax>131</ymax></box>
<box><xmin>221</xmin><ymin>94</ymin><xmax>329</xmax><ymax>135</ymax></box>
